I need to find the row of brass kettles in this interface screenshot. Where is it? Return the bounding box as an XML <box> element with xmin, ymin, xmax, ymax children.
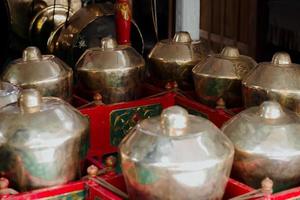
<box><xmin>119</xmin><ymin>101</ymin><xmax>300</xmax><ymax>199</ymax></box>
<box><xmin>0</xmin><ymin>0</ymin><xmax>141</xmax><ymax>193</ymax></box>
<box><xmin>146</xmin><ymin>31</ymin><xmax>300</xmax><ymax>114</ymax></box>
<box><xmin>136</xmin><ymin>30</ymin><xmax>300</xmax><ymax>196</ymax></box>
<box><xmin>1</xmin><ymin>32</ymin><xmax>300</xmax><ymax>199</ymax></box>
<box><xmin>0</xmin><ymin>34</ymin><xmax>89</xmax><ymax>192</ymax></box>
<box><xmin>1</xmin><ymin>0</ymin><xmax>300</xmax><ymax>198</ymax></box>
<box><xmin>0</xmin><ymin>0</ymin><xmax>84</xmax><ymax>192</ymax></box>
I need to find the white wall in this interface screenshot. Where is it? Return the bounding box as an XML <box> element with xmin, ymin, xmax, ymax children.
<box><xmin>175</xmin><ymin>0</ymin><xmax>200</xmax><ymax>40</ymax></box>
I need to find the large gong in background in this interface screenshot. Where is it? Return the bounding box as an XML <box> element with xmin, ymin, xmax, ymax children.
<box><xmin>50</xmin><ymin>3</ymin><xmax>144</xmax><ymax>68</ymax></box>
<box><xmin>5</xmin><ymin>0</ymin><xmax>81</xmax><ymax>39</ymax></box>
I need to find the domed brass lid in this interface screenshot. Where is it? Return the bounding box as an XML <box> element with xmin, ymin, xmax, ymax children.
<box><xmin>193</xmin><ymin>46</ymin><xmax>257</xmax><ymax>79</ymax></box>
<box><xmin>136</xmin><ymin>106</ymin><xmax>229</xmax><ymax>138</ymax></box>
<box><xmin>1</xmin><ymin>46</ymin><xmax>72</xmax><ymax>88</ymax></box>
<box><xmin>148</xmin><ymin>31</ymin><xmax>205</xmax><ymax>64</ymax></box>
<box><xmin>76</xmin><ymin>37</ymin><xmax>145</xmax><ymax>71</ymax></box>
<box><xmin>222</xmin><ymin>101</ymin><xmax>300</xmax><ymax>156</ymax></box>
<box><xmin>0</xmin><ymin>88</ymin><xmax>87</xmax><ymax>123</ymax></box>
<box><xmin>243</xmin><ymin>52</ymin><xmax>300</xmax><ymax>90</ymax></box>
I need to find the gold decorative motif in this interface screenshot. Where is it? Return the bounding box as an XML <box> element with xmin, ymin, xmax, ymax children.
<box><xmin>116</xmin><ymin>2</ymin><xmax>131</xmax><ymax>21</ymax></box>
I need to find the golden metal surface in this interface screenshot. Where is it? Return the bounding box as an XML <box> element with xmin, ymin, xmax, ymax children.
<box><xmin>29</xmin><ymin>5</ymin><xmax>74</xmax><ymax>50</ymax></box>
<box><xmin>76</xmin><ymin>37</ymin><xmax>145</xmax><ymax>104</ymax></box>
<box><xmin>5</xmin><ymin>0</ymin><xmax>81</xmax><ymax>39</ymax></box>
<box><xmin>242</xmin><ymin>52</ymin><xmax>300</xmax><ymax>113</ymax></box>
<box><xmin>148</xmin><ymin>31</ymin><xmax>209</xmax><ymax>90</ymax></box>
<box><xmin>50</xmin><ymin>3</ymin><xmax>114</xmax><ymax>56</ymax></box>
<box><xmin>1</xmin><ymin>47</ymin><xmax>73</xmax><ymax>101</ymax></box>
<box><xmin>222</xmin><ymin>101</ymin><xmax>300</xmax><ymax>192</ymax></box>
<box><xmin>47</xmin><ymin>23</ymin><xmax>64</xmax><ymax>54</ymax></box>
<box><xmin>120</xmin><ymin>106</ymin><xmax>234</xmax><ymax>199</ymax></box>
<box><xmin>0</xmin><ymin>89</ymin><xmax>89</xmax><ymax>191</ymax></box>
<box><xmin>192</xmin><ymin>46</ymin><xmax>256</xmax><ymax>108</ymax></box>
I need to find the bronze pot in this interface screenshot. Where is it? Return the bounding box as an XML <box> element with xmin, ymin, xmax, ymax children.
<box><xmin>0</xmin><ymin>89</ymin><xmax>89</xmax><ymax>191</ymax></box>
<box><xmin>242</xmin><ymin>52</ymin><xmax>300</xmax><ymax>113</ymax></box>
<box><xmin>76</xmin><ymin>37</ymin><xmax>145</xmax><ymax>104</ymax></box>
<box><xmin>222</xmin><ymin>101</ymin><xmax>300</xmax><ymax>192</ymax></box>
<box><xmin>192</xmin><ymin>46</ymin><xmax>256</xmax><ymax>108</ymax></box>
<box><xmin>1</xmin><ymin>46</ymin><xmax>73</xmax><ymax>101</ymax></box>
<box><xmin>148</xmin><ymin>31</ymin><xmax>209</xmax><ymax>90</ymax></box>
<box><xmin>120</xmin><ymin>106</ymin><xmax>234</xmax><ymax>199</ymax></box>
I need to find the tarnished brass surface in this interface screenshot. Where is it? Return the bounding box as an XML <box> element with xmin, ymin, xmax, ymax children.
<box><xmin>120</xmin><ymin>106</ymin><xmax>234</xmax><ymax>199</ymax></box>
<box><xmin>0</xmin><ymin>89</ymin><xmax>89</xmax><ymax>191</ymax></box>
<box><xmin>76</xmin><ymin>37</ymin><xmax>145</xmax><ymax>104</ymax></box>
<box><xmin>243</xmin><ymin>52</ymin><xmax>300</xmax><ymax>113</ymax></box>
<box><xmin>242</xmin><ymin>52</ymin><xmax>300</xmax><ymax>112</ymax></box>
<box><xmin>29</xmin><ymin>5</ymin><xmax>74</xmax><ymax>51</ymax></box>
<box><xmin>1</xmin><ymin>47</ymin><xmax>73</xmax><ymax>101</ymax></box>
<box><xmin>193</xmin><ymin>46</ymin><xmax>256</xmax><ymax>108</ymax></box>
<box><xmin>0</xmin><ymin>82</ymin><xmax>19</xmax><ymax>108</ymax></box>
<box><xmin>5</xmin><ymin>0</ymin><xmax>81</xmax><ymax>39</ymax></box>
<box><xmin>148</xmin><ymin>31</ymin><xmax>209</xmax><ymax>90</ymax></box>
<box><xmin>222</xmin><ymin>101</ymin><xmax>300</xmax><ymax>192</ymax></box>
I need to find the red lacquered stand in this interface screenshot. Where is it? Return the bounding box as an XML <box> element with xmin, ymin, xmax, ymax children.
<box><xmin>0</xmin><ymin>180</ymin><xmax>122</xmax><ymax>200</ymax></box>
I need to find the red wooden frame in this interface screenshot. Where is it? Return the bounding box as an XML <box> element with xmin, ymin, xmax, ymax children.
<box><xmin>2</xmin><ymin>84</ymin><xmax>300</xmax><ymax>199</ymax></box>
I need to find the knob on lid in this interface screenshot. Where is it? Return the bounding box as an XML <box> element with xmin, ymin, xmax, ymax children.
<box><xmin>101</xmin><ymin>37</ymin><xmax>118</xmax><ymax>49</ymax></box>
<box><xmin>271</xmin><ymin>52</ymin><xmax>292</xmax><ymax>65</ymax></box>
<box><xmin>160</xmin><ymin>106</ymin><xmax>188</xmax><ymax>137</ymax></box>
<box><xmin>22</xmin><ymin>47</ymin><xmax>42</xmax><ymax>61</ymax></box>
<box><xmin>18</xmin><ymin>89</ymin><xmax>42</xmax><ymax>113</ymax></box>
<box><xmin>221</xmin><ymin>46</ymin><xmax>240</xmax><ymax>58</ymax></box>
<box><xmin>172</xmin><ymin>31</ymin><xmax>192</xmax><ymax>43</ymax></box>
<box><xmin>258</xmin><ymin>101</ymin><xmax>285</xmax><ymax>119</ymax></box>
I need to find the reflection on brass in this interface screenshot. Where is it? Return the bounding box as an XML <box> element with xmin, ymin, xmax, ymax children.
<box><xmin>1</xmin><ymin>47</ymin><xmax>73</xmax><ymax>101</ymax></box>
<box><xmin>0</xmin><ymin>82</ymin><xmax>20</xmax><ymax>108</ymax></box>
<box><xmin>242</xmin><ymin>52</ymin><xmax>300</xmax><ymax>113</ymax></box>
<box><xmin>120</xmin><ymin>106</ymin><xmax>234</xmax><ymax>199</ymax></box>
<box><xmin>76</xmin><ymin>37</ymin><xmax>145</xmax><ymax>104</ymax></box>
<box><xmin>5</xmin><ymin>0</ymin><xmax>81</xmax><ymax>39</ymax></box>
<box><xmin>193</xmin><ymin>46</ymin><xmax>256</xmax><ymax>108</ymax></box>
<box><xmin>29</xmin><ymin>5</ymin><xmax>74</xmax><ymax>51</ymax></box>
<box><xmin>49</xmin><ymin>3</ymin><xmax>114</xmax><ymax>63</ymax></box>
<box><xmin>0</xmin><ymin>89</ymin><xmax>89</xmax><ymax>191</ymax></box>
<box><xmin>148</xmin><ymin>31</ymin><xmax>209</xmax><ymax>90</ymax></box>
<box><xmin>222</xmin><ymin>101</ymin><xmax>300</xmax><ymax>192</ymax></box>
